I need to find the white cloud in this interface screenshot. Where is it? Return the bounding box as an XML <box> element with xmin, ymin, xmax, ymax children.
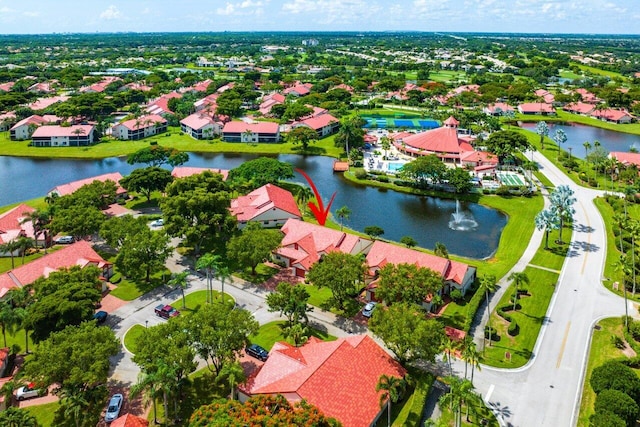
<box><xmin>216</xmin><ymin>0</ymin><xmax>267</xmax><ymax>16</ymax></box>
<box><xmin>23</xmin><ymin>11</ymin><xmax>40</xmax><ymax>17</ymax></box>
<box><xmin>100</xmin><ymin>5</ymin><xmax>122</xmax><ymax>20</ymax></box>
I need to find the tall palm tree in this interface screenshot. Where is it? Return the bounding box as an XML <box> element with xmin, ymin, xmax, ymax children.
<box><xmin>0</xmin><ymin>240</ymin><xmax>21</xmax><ymax>269</ymax></box>
<box><xmin>439</xmin><ymin>376</ymin><xmax>479</xmax><ymax>427</ymax></box>
<box><xmin>16</xmin><ymin>237</ymin><xmax>34</xmax><ymax>265</ymax></box>
<box><xmin>217</xmin><ymin>361</ymin><xmax>246</xmax><ymax>400</ymax></box>
<box><xmin>214</xmin><ymin>265</ymin><xmax>233</xmax><ymax>303</ymax></box>
<box><xmin>242</xmin><ymin>129</ymin><xmax>253</xmax><ymax>143</ymax></box>
<box><xmin>380</xmin><ymin>136</ymin><xmax>392</xmax><ymax>159</ymax></box>
<box><xmin>376</xmin><ymin>374</ymin><xmax>406</xmax><ymax>427</ymax></box>
<box><xmin>629</xmin><ymin>220</ymin><xmax>640</xmax><ymax>295</ymax></box>
<box><xmin>441</xmin><ymin>337</ymin><xmax>459</xmax><ymax>375</ymax></box>
<box><xmin>6</xmin><ymin>286</ymin><xmax>33</xmax><ymax>353</ymax></box>
<box><xmin>462</xmin><ymin>338</ymin><xmax>481</xmax><ymax>383</ymax></box>
<box><xmin>583</xmin><ymin>141</ymin><xmax>591</xmax><ymax>159</ymax></box>
<box><xmin>508</xmin><ymin>271</ymin><xmax>530</xmax><ymax>312</ymax></box>
<box><xmin>22</xmin><ymin>209</ymin><xmax>50</xmax><ymax>253</ymax></box>
<box><xmin>131</xmin><ymin>370</ymin><xmax>163</xmax><ymax>425</ymax></box>
<box><xmin>535</xmin><ymin>209</ymin><xmax>560</xmax><ymax>250</ymax></box>
<box><xmin>60</xmin><ymin>386</ymin><xmax>89</xmax><ymax>427</ymax></box>
<box><xmin>535</xmin><ymin>121</ymin><xmax>548</xmax><ymax>150</ymax></box>
<box><xmin>553</xmin><ymin>129</ymin><xmax>567</xmax><ymax>160</ymax></box>
<box><xmin>196</xmin><ymin>253</ymin><xmax>221</xmax><ymax>304</ymax></box>
<box><xmin>549</xmin><ymin>185</ymin><xmax>576</xmax><ymax>244</ymax></box>
<box><xmin>0</xmin><ymin>301</ymin><xmax>20</xmax><ymax>348</ymax></box>
<box><xmin>335</xmin><ymin>205</ymin><xmax>351</xmax><ymax>231</ymax></box>
<box><xmin>168</xmin><ymin>272</ymin><xmax>190</xmax><ymax>309</ymax></box>
<box><xmin>478</xmin><ymin>274</ymin><xmax>497</xmax><ymax>350</ymax></box>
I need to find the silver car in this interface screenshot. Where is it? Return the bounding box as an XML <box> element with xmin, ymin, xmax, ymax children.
<box><xmin>105</xmin><ymin>393</ymin><xmax>123</xmax><ymax>423</ymax></box>
<box><xmin>362</xmin><ymin>302</ymin><xmax>377</xmax><ymax>318</ymax></box>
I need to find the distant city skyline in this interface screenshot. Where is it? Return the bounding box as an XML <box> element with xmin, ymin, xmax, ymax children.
<box><xmin>0</xmin><ymin>0</ymin><xmax>637</xmax><ymax>35</ymax></box>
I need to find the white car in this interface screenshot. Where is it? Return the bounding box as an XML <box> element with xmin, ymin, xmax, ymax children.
<box><xmin>362</xmin><ymin>302</ymin><xmax>377</xmax><ymax>318</ymax></box>
<box><xmin>105</xmin><ymin>393</ymin><xmax>124</xmax><ymax>423</ymax></box>
<box><xmin>16</xmin><ymin>383</ymin><xmax>45</xmax><ymax>400</ymax></box>
<box><xmin>54</xmin><ymin>236</ymin><xmax>74</xmax><ymax>244</ymax></box>
<box><xmin>150</xmin><ymin>219</ymin><xmax>164</xmax><ymax>227</ymax></box>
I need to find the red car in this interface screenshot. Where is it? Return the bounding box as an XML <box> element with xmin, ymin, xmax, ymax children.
<box><xmin>154</xmin><ymin>304</ymin><xmax>180</xmax><ymax>319</ymax></box>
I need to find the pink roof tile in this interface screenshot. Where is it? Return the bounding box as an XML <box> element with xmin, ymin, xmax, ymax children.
<box><xmin>0</xmin><ymin>204</ymin><xmax>34</xmax><ymax>244</ymax></box>
<box><xmin>171</xmin><ymin>167</ymin><xmax>229</xmax><ymax>181</ymax></box>
<box><xmin>242</xmin><ymin>335</ymin><xmax>405</xmax><ymax>427</ymax></box>
<box><xmin>28</xmin><ymin>95</ymin><xmax>69</xmax><ymax>111</ymax></box>
<box><xmin>146</xmin><ymin>92</ymin><xmax>182</xmax><ymax>115</ymax></box>
<box><xmin>484</xmin><ymin>103</ymin><xmax>514</xmax><ymax>114</ymax></box>
<box><xmin>563</xmin><ymin>102</ymin><xmax>595</xmax><ymax>115</ymax></box>
<box><xmin>222</xmin><ymin>121</ymin><xmax>279</xmax><ymax>134</ymax></box>
<box><xmin>0</xmin><ymin>241</ymin><xmax>110</xmax><ymax>296</ymax></box>
<box><xmin>610</xmin><ymin>152</ymin><xmax>640</xmax><ymax>167</ymax></box>
<box><xmin>111</xmin><ymin>414</ymin><xmax>149</xmax><ymax>427</ymax></box>
<box><xmin>49</xmin><ymin>172</ymin><xmax>125</xmax><ymax>197</ymax></box>
<box><xmin>460</xmin><ymin>150</ymin><xmax>498</xmax><ymax>164</ymax></box>
<box><xmin>10</xmin><ymin>115</ymin><xmax>47</xmax><ymax>131</ymax></box>
<box><xmin>591</xmin><ymin>108</ymin><xmax>633</xmax><ymax>122</ymax></box>
<box><xmin>179</xmin><ymin>113</ymin><xmax>216</xmax><ymax>131</ymax></box>
<box><xmin>518</xmin><ymin>103</ymin><xmax>555</xmax><ymax>114</ymax></box>
<box><xmin>31</xmin><ymin>124</ymin><xmax>94</xmax><ymax>138</ymax></box>
<box><xmin>118</xmin><ymin>114</ymin><xmax>167</xmax><ymax>131</ymax></box>
<box><xmin>0</xmin><ymin>82</ymin><xmax>14</xmax><ymax>92</ymax></box>
<box><xmin>294</xmin><ymin>114</ymin><xmax>338</xmax><ymax>131</ymax></box>
<box><xmin>394</xmin><ymin>126</ymin><xmax>472</xmax><ymax>156</ymax></box>
<box><xmin>230</xmin><ymin>184</ymin><xmax>301</xmax><ymax>222</ymax></box>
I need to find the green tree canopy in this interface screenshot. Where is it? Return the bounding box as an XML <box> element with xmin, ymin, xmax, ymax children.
<box><xmin>286</xmin><ymin>126</ymin><xmax>319</xmax><ymax>151</ymax></box>
<box><xmin>369</xmin><ymin>302</ymin><xmax>445</xmax><ymax>364</ymax></box>
<box><xmin>446</xmin><ymin>167</ymin><xmax>473</xmax><ymax>194</ymax></box>
<box><xmin>99</xmin><ymin>214</ymin><xmax>148</xmax><ymax>250</ymax></box>
<box><xmin>127</xmin><ymin>145</ymin><xmax>189</xmax><ymax>167</ymax></box>
<box><xmin>590</xmin><ymin>361</ymin><xmax>640</xmax><ymax>402</ymax></box>
<box><xmin>306</xmin><ymin>252</ymin><xmax>366</xmax><ymax>311</ymax></box>
<box><xmin>399</xmin><ymin>155</ymin><xmax>448</xmax><ymax>187</ymax></box>
<box><xmin>115</xmin><ymin>227</ymin><xmax>171</xmax><ymax>283</ymax></box>
<box><xmin>0</xmin><ymin>407</ymin><xmax>40</xmax><ymax>427</ymax></box>
<box><xmin>594</xmin><ymin>389</ymin><xmax>639</xmax><ymax>427</ymax></box>
<box><xmin>266</xmin><ymin>282</ymin><xmax>313</xmax><ymax>328</ymax></box>
<box><xmin>25</xmin><ymin>266</ymin><xmax>103</xmax><ymax>343</ymax></box>
<box><xmin>485</xmin><ymin>130</ymin><xmax>531</xmax><ymax>164</ymax></box>
<box><xmin>376</xmin><ymin>263</ymin><xmax>443</xmax><ymax>306</ymax></box>
<box><xmin>120</xmin><ymin>167</ymin><xmax>173</xmax><ymax>202</ymax></box>
<box><xmin>227</xmin><ymin>222</ymin><xmax>282</xmax><ymax>276</ymax></box>
<box><xmin>228</xmin><ymin>157</ymin><xmax>294</xmax><ymax>191</ymax></box>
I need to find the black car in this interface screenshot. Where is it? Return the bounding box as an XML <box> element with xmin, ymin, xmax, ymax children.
<box><xmin>246</xmin><ymin>344</ymin><xmax>269</xmax><ymax>361</ymax></box>
<box><xmin>93</xmin><ymin>310</ymin><xmax>108</xmax><ymax>323</ymax></box>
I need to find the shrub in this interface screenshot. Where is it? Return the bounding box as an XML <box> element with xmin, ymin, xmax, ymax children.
<box><xmin>497</xmin><ymin>308</ymin><xmax>512</xmax><ymax>322</ymax></box>
<box><xmin>484</xmin><ymin>325</ymin><xmax>499</xmax><ymax>341</ymax></box>
<box><xmin>507</xmin><ymin>321</ymin><xmax>519</xmax><ymax>336</ymax></box>
<box><xmin>495</xmin><ymin>186</ymin><xmax>511</xmax><ymax>196</ymax></box>
<box><xmin>629</xmin><ymin>319</ymin><xmax>640</xmax><ymax>342</ymax></box>
<box><xmin>450</xmin><ymin>289</ymin><xmax>463</xmax><ymax>302</ymax></box>
<box><xmin>611</xmin><ymin>335</ymin><xmax>625</xmax><ymax>349</ymax></box>
<box><xmin>376</xmin><ymin>176</ymin><xmax>390</xmax><ymax>183</ymax></box>
<box><xmin>594</xmin><ymin>389</ymin><xmax>639</xmax><ymax>427</ymax></box>
<box><xmin>109</xmin><ymin>273</ymin><xmax>121</xmax><ymax>284</ymax></box>
<box><xmin>354</xmin><ymin>169</ymin><xmax>368</xmax><ymax>180</ymax></box>
<box><xmin>590</xmin><ymin>361</ymin><xmax>640</xmax><ymax>402</ymax></box>
<box><xmin>590</xmin><ymin>410</ymin><xmax>626</xmax><ymax>427</ymax></box>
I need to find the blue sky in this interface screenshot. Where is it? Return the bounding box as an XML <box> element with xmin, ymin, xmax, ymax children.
<box><xmin>0</xmin><ymin>0</ymin><xmax>636</xmax><ymax>35</ymax></box>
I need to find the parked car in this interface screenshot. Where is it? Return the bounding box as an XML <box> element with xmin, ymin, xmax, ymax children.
<box><xmin>93</xmin><ymin>310</ymin><xmax>108</xmax><ymax>323</ymax></box>
<box><xmin>54</xmin><ymin>235</ymin><xmax>74</xmax><ymax>244</ymax></box>
<box><xmin>245</xmin><ymin>344</ymin><xmax>269</xmax><ymax>361</ymax></box>
<box><xmin>150</xmin><ymin>219</ymin><xmax>164</xmax><ymax>227</ymax></box>
<box><xmin>105</xmin><ymin>393</ymin><xmax>123</xmax><ymax>423</ymax></box>
<box><xmin>15</xmin><ymin>383</ymin><xmax>46</xmax><ymax>401</ymax></box>
<box><xmin>154</xmin><ymin>304</ymin><xmax>180</xmax><ymax>319</ymax></box>
<box><xmin>362</xmin><ymin>302</ymin><xmax>377</xmax><ymax>318</ymax></box>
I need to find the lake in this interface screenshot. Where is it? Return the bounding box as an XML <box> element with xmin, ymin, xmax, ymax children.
<box><xmin>520</xmin><ymin>122</ymin><xmax>640</xmax><ymax>159</ymax></box>
<box><xmin>0</xmin><ymin>153</ymin><xmax>506</xmax><ymax>259</ymax></box>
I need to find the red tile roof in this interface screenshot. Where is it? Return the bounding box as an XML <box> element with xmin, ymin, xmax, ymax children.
<box><xmin>31</xmin><ymin>124</ymin><xmax>94</xmax><ymax>138</ymax></box>
<box><xmin>146</xmin><ymin>92</ymin><xmax>182</xmax><ymax>115</ymax></box>
<box><xmin>118</xmin><ymin>114</ymin><xmax>167</xmax><ymax>131</ymax></box>
<box><xmin>110</xmin><ymin>414</ymin><xmax>149</xmax><ymax>427</ymax></box>
<box><xmin>610</xmin><ymin>152</ymin><xmax>640</xmax><ymax>167</ymax></box>
<box><xmin>295</xmin><ymin>114</ymin><xmax>338</xmax><ymax>131</ymax></box>
<box><xmin>0</xmin><ymin>204</ymin><xmax>35</xmax><ymax>244</ymax></box>
<box><xmin>49</xmin><ymin>172</ymin><xmax>125</xmax><ymax>197</ymax></box>
<box><xmin>171</xmin><ymin>167</ymin><xmax>229</xmax><ymax>180</ymax></box>
<box><xmin>10</xmin><ymin>115</ymin><xmax>48</xmax><ymax>131</ymax></box>
<box><xmin>222</xmin><ymin>121</ymin><xmax>279</xmax><ymax>134</ymax></box>
<box><xmin>180</xmin><ymin>113</ymin><xmax>217</xmax><ymax>131</ymax></box>
<box><xmin>27</xmin><ymin>95</ymin><xmax>69</xmax><ymax>111</ymax></box>
<box><xmin>484</xmin><ymin>103</ymin><xmax>514</xmax><ymax>114</ymax></box>
<box><xmin>0</xmin><ymin>241</ymin><xmax>110</xmax><ymax>297</ymax></box>
<box><xmin>518</xmin><ymin>103</ymin><xmax>555</xmax><ymax>114</ymax></box>
<box><xmin>230</xmin><ymin>184</ymin><xmax>301</xmax><ymax>222</ymax></box>
<box><xmin>591</xmin><ymin>108</ymin><xmax>633</xmax><ymax>122</ymax></box>
<box><xmin>460</xmin><ymin>150</ymin><xmax>498</xmax><ymax>165</ymax></box>
<box><xmin>242</xmin><ymin>335</ymin><xmax>405</xmax><ymax>427</ymax></box>
<box><xmin>394</xmin><ymin>126</ymin><xmax>473</xmax><ymax>156</ymax></box>
<box><xmin>563</xmin><ymin>102</ymin><xmax>595</xmax><ymax>115</ymax></box>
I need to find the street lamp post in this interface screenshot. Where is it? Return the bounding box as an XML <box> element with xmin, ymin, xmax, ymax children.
<box><xmin>145</xmin><ymin>320</ymin><xmax>148</xmax><ymax>329</ymax></box>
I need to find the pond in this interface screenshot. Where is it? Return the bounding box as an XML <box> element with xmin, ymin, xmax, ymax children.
<box><xmin>0</xmin><ymin>153</ymin><xmax>507</xmax><ymax>259</ymax></box>
<box><xmin>520</xmin><ymin>122</ymin><xmax>640</xmax><ymax>159</ymax></box>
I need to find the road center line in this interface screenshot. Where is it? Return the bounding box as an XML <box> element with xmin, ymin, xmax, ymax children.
<box><xmin>556</xmin><ymin>322</ymin><xmax>571</xmax><ymax>368</ymax></box>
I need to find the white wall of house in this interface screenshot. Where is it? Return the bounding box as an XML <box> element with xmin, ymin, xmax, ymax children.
<box><xmin>238</xmin><ymin>209</ymin><xmax>300</xmax><ymax>229</ymax></box>
<box><xmin>12</xmin><ymin>124</ymin><xmax>32</xmax><ymax>140</ymax></box>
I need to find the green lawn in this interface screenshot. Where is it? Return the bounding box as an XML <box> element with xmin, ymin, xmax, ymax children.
<box><xmin>0</xmin><ymin>126</ymin><xmax>342</xmax><ymax>159</ymax></box>
<box><xmin>483</xmin><ymin>267</ymin><xmax>559</xmax><ymax>367</ymax></box>
<box><xmin>236</xmin><ymin>263</ymin><xmax>279</xmax><ymax>285</ymax></box>
<box><xmin>306</xmin><ymin>284</ymin><xmax>333</xmax><ymax>308</ymax></box>
<box><xmin>98</xmin><ymin>251</ymin><xmax>171</xmax><ymax>301</ymax></box>
<box><xmin>249</xmin><ymin>320</ymin><xmax>337</xmax><ymax>351</ymax></box>
<box><xmin>170</xmin><ymin>289</ymin><xmax>235</xmax><ymax>312</ymax></box>
<box><xmin>0</xmin><ymin>197</ymin><xmax>47</xmax><ymax>215</ymax></box>
<box><xmin>123</xmin><ymin>324</ymin><xmax>145</xmax><ymax>354</ymax></box>
<box><xmin>24</xmin><ymin>401</ymin><xmax>59</xmax><ymax>427</ymax></box>
<box><xmin>577</xmin><ymin>317</ymin><xmax>633</xmax><ymax>427</ymax></box>
<box><xmin>0</xmin><ymin>327</ymin><xmax>33</xmax><ymax>355</ymax></box>
<box><xmin>387</xmin><ymin>368</ymin><xmax>434</xmax><ymax>427</ymax></box>
<box><xmin>572</xmin><ymin>63</ymin><xmax>627</xmax><ymax>80</ymax></box>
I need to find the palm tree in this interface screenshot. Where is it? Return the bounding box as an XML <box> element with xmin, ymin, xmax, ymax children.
<box><xmin>218</xmin><ymin>362</ymin><xmax>246</xmax><ymax>400</ymax></box>
<box><xmin>549</xmin><ymin>185</ymin><xmax>576</xmax><ymax>244</ymax></box>
<box><xmin>478</xmin><ymin>274</ymin><xmax>497</xmax><ymax>350</ymax></box>
<box><xmin>535</xmin><ymin>209</ymin><xmax>560</xmax><ymax>250</ymax></box>
<box><xmin>16</xmin><ymin>237</ymin><xmax>34</xmax><ymax>265</ymax></box>
<box><xmin>242</xmin><ymin>129</ymin><xmax>253</xmax><ymax>143</ymax></box>
<box><xmin>434</xmin><ymin>242</ymin><xmax>449</xmax><ymax>259</ymax></box>
<box><xmin>0</xmin><ymin>301</ymin><xmax>19</xmax><ymax>348</ymax></box>
<box><xmin>131</xmin><ymin>370</ymin><xmax>163</xmax><ymax>425</ymax></box>
<box><xmin>439</xmin><ymin>376</ymin><xmax>479</xmax><ymax>427</ymax></box>
<box><xmin>467</xmin><ymin>344</ymin><xmax>482</xmax><ymax>384</ymax></box>
<box><xmin>335</xmin><ymin>205</ymin><xmax>351</xmax><ymax>231</ymax></box>
<box><xmin>583</xmin><ymin>141</ymin><xmax>591</xmax><ymax>159</ymax></box>
<box><xmin>168</xmin><ymin>272</ymin><xmax>190</xmax><ymax>309</ymax></box>
<box><xmin>380</xmin><ymin>136</ymin><xmax>392</xmax><ymax>159</ymax></box>
<box><xmin>553</xmin><ymin>129</ymin><xmax>567</xmax><ymax>160</ymax></box>
<box><xmin>508</xmin><ymin>271</ymin><xmax>530</xmax><ymax>312</ymax></box>
<box><xmin>0</xmin><ymin>379</ymin><xmax>21</xmax><ymax>408</ymax></box>
<box><xmin>0</xmin><ymin>240</ymin><xmax>21</xmax><ymax>269</ymax></box>
<box><xmin>22</xmin><ymin>209</ymin><xmax>49</xmax><ymax>253</ymax></box>
<box><xmin>60</xmin><ymin>386</ymin><xmax>89</xmax><ymax>427</ymax></box>
<box><xmin>441</xmin><ymin>337</ymin><xmax>459</xmax><ymax>375</ymax></box>
<box><xmin>196</xmin><ymin>253</ymin><xmax>221</xmax><ymax>304</ymax></box>
<box><xmin>535</xmin><ymin>121</ymin><xmax>548</xmax><ymax>150</ymax></box>
<box><xmin>6</xmin><ymin>286</ymin><xmax>33</xmax><ymax>353</ymax></box>
<box><xmin>376</xmin><ymin>374</ymin><xmax>406</xmax><ymax>427</ymax></box>
<box><xmin>629</xmin><ymin>220</ymin><xmax>640</xmax><ymax>295</ymax></box>
<box><xmin>214</xmin><ymin>265</ymin><xmax>233</xmax><ymax>303</ymax></box>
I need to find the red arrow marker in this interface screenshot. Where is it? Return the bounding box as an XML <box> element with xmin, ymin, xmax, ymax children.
<box><xmin>296</xmin><ymin>168</ymin><xmax>336</xmax><ymax>226</ymax></box>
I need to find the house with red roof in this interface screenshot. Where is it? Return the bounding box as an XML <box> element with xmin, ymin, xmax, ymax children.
<box><xmin>194</xmin><ymin>93</ymin><xmax>219</xmax><ymax>113</ymax></box>
<box><xmin>563</xmin><ymin>102</ymin><xmax>595</xmax><ymax>116</ymax></box>
<box><xmin>0</xmin><ymin>82</ymin><xmax>14</xmax><ymax>92</ymax></box>
<box><xmin>483</xmin><ymin>103</ymin><xmax>515</xmax><ymax>116</ymax></box>
<box><xmin>534</xmin><ymin>89</ymin><xmax>555</xmax><ymax>104</ymax></box>
<box><xmin>145</xmin><ymin>91</ymin><xmax>182</xmax><ymax>116</ymax></box>
<box><xmin>9</xmin><ymin>115</ymin><xmax>51</xmax><ymax>140</ymax></box>
<box><xmin>27</xmin><ymin>81</ymin><xmax>56</xmax><ymax>94</ymax></box>
<box><xmin>31</xmin><ymin>124</ymin><xmax>95</xmax><ymax>147</ymax></box>
<box><xmin>230</xmin><ymin>184</ymin><xmax>301</xmax><ymax>229</ymax></box>
<box><xmin>259</xmin><ymin>93</ymin><xmax>286</xmax><ymax>116</ymax></box>
<box><xmin>48</xmin><ymin>172</ymin><xmax>126</xmax><ymax>198</ymax></box>
<box><xmin>610</xmin><ymin>152</ymin><xmax>640</xmax><ymax>168</ymax></box>
<box><xmin>275</xmin><ymin>219</ymin><xmax>372</xmax><ymax>277</ymax></box>
<box><xmin>110</xmin><ymin>414</ymin><xmax>149</xmax><ymax>427</ymax></box>
<box><xmin>460</xmin><ymin>150</ymin><xmax>499</xmax><ymax>171</ymax></box>
<box><xmin>575</xmin><ymin>88</ymin><xmax>599</xmax><ymax>103</ymax></box>
<box><xmin>591</xmin><ymin>108</ymin><xmax>634</xmax><ymax>124</ymax></box>
<box><xmin>222</xmin><ymin>121</ymin><xmax>280</xmax><ymax>143</ymax></box>
<box><xmin>0</xmin><ymin>112</ymin><xmax>16</xmax><ymax>132</ymax></box>
<box><xmin>517</xmin><ymin>103</ymin><xmax>556</xmax><ymax>115</ymax></box>
<box><xmin>0</xmin><ymin>204</ymin><xmax>44</xmax><ymax>254</ymax></box>
<box><xmin>391</xmin><ymin>116</ymin><xmax>475</xmax><ymax>164</ymax></box>
<box><xmin>283</xmin><ymin>82</ymin><xmax>313</xmax><ymax>97</ymax></box>
<box><xmin>112</xmin><ymin>114</ymin><xmax>167</xmax><ymax>141</ymax></box>
<box><xmin>239</xmin><ymin>335</ymin><xmax>406</xmax><ymax>427</ymax></box>
<box><xmin>27</xmin><ymin>95</ymin><xmax>69</xmax><ymax>111</ymax></box>
<box><xmin>365</xmin><ymin>240</ymin><xmax>476</xmax><ymax>306</ymax></box>
<box><xmin>180</xmin><ymin>113</ymin><xmax>222</xmax><ymax>139</ymax></box>
<box><xmin>171</xmin><ymin>167</ymin><xmax>229</xmax><ymax>181</ymax></box>
<box><xmin>292</xmin><ymin>113</ymin><xmax>339</xmax><ymax>137</ymax></box>
<box><xmin>0</xmin><ymin>241</ymin><xmax>112</xmax><ymax>298</ymax></box>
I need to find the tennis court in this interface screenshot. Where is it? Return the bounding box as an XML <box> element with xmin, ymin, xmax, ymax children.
<box><xmin>418</xmin><ymin>120</ymin><xmax>439</xmax><ymax>129</ymax></box>
<box><xmin>394</xmin><ymin>119</ymin><xmax>415</xmax><ymax>127</ymax></box>
<box><xmin>497</xmin><ymin>172</ymin><xmax>525</xmax><ymax>186</ymax></box>
<box><xmin>361</xmin><ymin>116</ymin><xmax>441</xmax><ymax>130</ymax></box>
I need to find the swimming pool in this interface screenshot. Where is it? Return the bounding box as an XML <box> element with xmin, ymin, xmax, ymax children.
<box><xmin>387</xmin><ymin>162</ymin><xmax>406</xmax><ymax>172</ymax></box>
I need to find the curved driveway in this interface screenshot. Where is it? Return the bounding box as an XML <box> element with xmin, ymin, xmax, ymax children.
<box><xmin>455</xmin><ymin>150</ymin><xmax>630</xmax><ymax>427</ymax></box>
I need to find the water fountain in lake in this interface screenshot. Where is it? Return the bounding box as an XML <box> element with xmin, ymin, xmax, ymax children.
<box><xmin>449</xmin><ymin>200</ymin><xmax>478</xmax><ymax>231</ymax></box>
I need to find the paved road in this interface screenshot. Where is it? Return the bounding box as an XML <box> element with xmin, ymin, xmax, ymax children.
<box><xmin>454</xmin><ymin>150</ymin><xmax>630</xmax><ymax>427</ymax></box>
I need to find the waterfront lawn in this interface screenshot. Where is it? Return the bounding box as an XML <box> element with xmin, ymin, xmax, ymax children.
<box><xmin>25</xmin><ymin>401</ymin><xmax>59</xmax><ymax>427</ymax></box>
<box><xmin>0</xmin><ymin>197</ymin><xmax>48</xmax><ymax>214</ymax></box>
<box><xmin>0</xmin><ymin>126</ymin><xmax>342</xmax><ymax>159</ymax></box>
<box><xmin>577</xmin><ymin>317</ymin><xmax>634</xmax><ymax>427</ymax></box>
<box><xmin>249</xmin><ymin>320</ymin><xmax>337</xmax><ymax>351</ymax></box>
<box><xmin>483</xmin><ymin>266</ymin><xmax>559</xmax><ymax>367</ymax></box>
